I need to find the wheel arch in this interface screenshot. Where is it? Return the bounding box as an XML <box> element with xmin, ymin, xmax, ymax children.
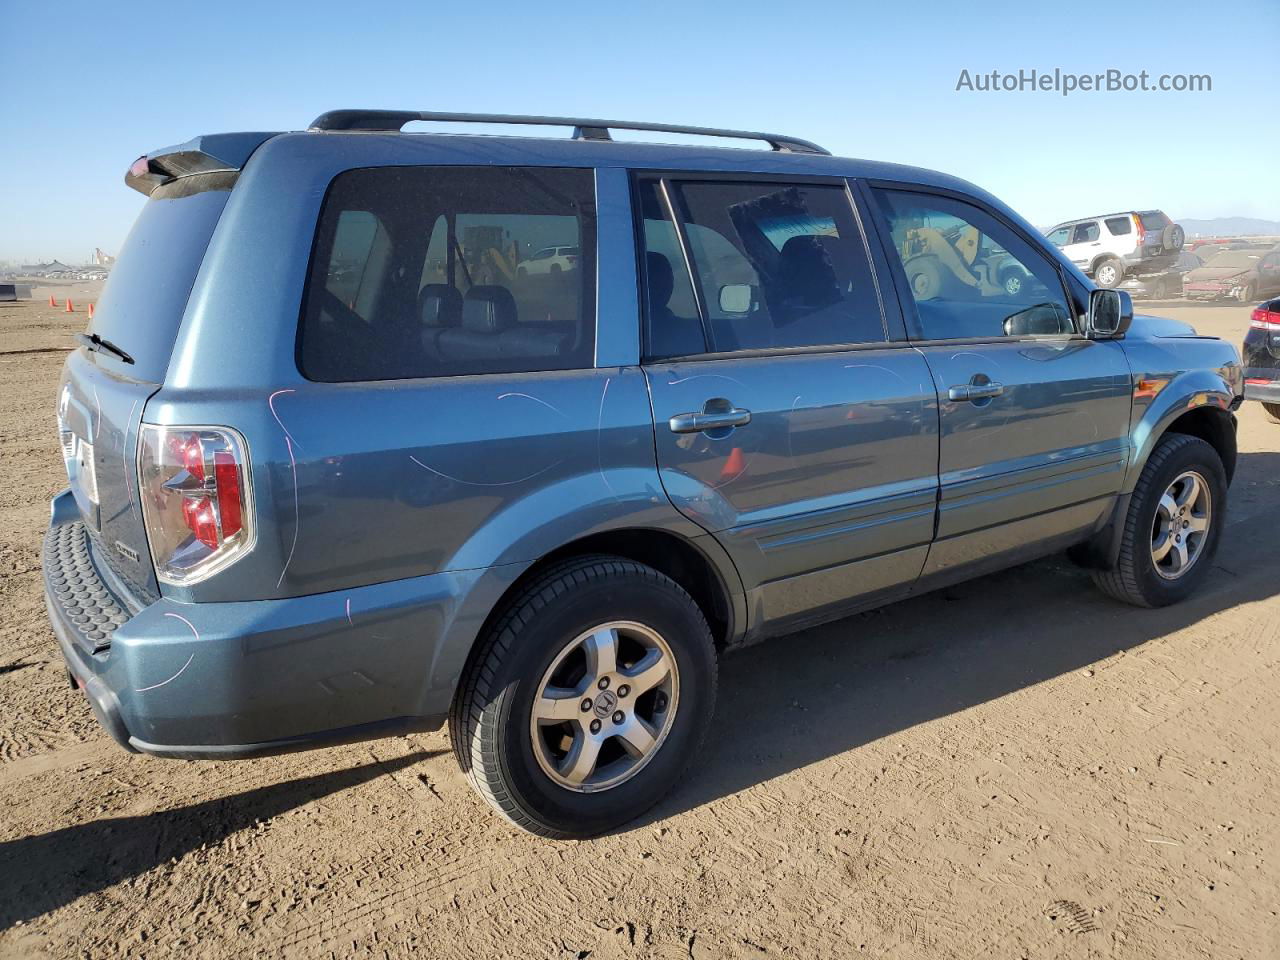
<box><xmin>1091</xmin><ymin>252</ymin><xmax>1121</xmax><ymax>275</ymax></box>
<box><xmin>437</xmin><ymin>527</ymin><xmax>746</xmax><ymax>716</ymax></box>
<box><xmin>486</xmin><ymin>528</ymin><xmax>743</xmax><ymax>654</ymax></box>
<box><xmin>1074</xmin><ymin>383</ymin><xmax>1237</xmax><ymax>571</ymax></box>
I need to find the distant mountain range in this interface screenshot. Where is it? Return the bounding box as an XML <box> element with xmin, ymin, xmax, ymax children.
<box><xmin>1176</xmin><ymin>217</ymin><xmax>1280</xmax><ymax>237</ymax></box>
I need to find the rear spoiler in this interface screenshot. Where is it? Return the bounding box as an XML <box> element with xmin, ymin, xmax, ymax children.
<box><xmin>125</xmin><ymin>132</ymin><xmax>279</xmax><ymax>196</ymax></box>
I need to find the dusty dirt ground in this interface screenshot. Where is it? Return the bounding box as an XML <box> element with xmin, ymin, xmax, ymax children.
<box><xmin>0</xmin><ymin>290</ymin><xmax>1276</xmax><ymax>959</ymax></box>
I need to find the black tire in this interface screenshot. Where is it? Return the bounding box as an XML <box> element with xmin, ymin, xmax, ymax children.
<box><xmin>1163</xmin><ymin>223</ymin><xmax>1185</xmax><ymax>252</ymax></box>
<box><xmin>1239</xmin><ymin>281</ymin><xmax>1256</xmax><ymax>304</ymax></box>
<box><xmin>1262</xmin><ymin>401</ymin><xmax>1280</xmax><ymax>423</ymax></box>
<box><xmin>1094</xmin><ymin>256</ymin><xmax>1124</xmax><ymax>289</ymax></box>
<box><xmin>449</xmin><ymin>555</ymin><xmax>717</xmax><ymax>838</ymax></box>
<box><xmin>1091</xmin><ymin>434</ymin><xmax>1227</xmax><ymax>607</ymax></box>
<box><xmin>906</xmin><ymin>255</ymin><xmax>945</xmax><ymax>300</ymax></box>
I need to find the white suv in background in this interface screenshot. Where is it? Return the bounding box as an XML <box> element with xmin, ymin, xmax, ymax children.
<box><xmin>516</xmin><ymin>245</ymin><xmax>579</xmax><ymax>276</ymax></box>
<box><xmin>1046</xmin><ymin>210</ymin><xmax>1185</xmax><ymax>288</ymax></box>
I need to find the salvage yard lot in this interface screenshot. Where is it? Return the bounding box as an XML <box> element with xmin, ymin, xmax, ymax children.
<box><xmin>1</xmin><ymin>289</ymin><xmax>1276</xmax><ymax>959</ymax></box>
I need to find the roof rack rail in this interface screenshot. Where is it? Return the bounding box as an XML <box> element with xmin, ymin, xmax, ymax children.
<box><xmin>307</xmin><ymin>109</ymin><xmax>830</xmax><ymax>156</ymax></box>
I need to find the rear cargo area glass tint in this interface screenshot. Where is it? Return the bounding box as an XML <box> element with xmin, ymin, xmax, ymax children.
<box><xmin>88</xmin><ymin>172</ymin><xmax>234</xmax><ymax>383</ymax></box>
<box><xmin>298</xmin><ymin>166</ymin><xmax>596</xmax><ymax>382</ymax></box>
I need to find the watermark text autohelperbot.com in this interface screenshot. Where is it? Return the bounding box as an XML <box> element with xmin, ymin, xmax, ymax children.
<box><xmin>956</xmin><ymin>68</ymin><xmax>1211</xmax><ymax>96</ymax></box>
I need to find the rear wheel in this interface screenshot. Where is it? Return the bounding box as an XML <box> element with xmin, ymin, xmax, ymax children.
<box><xmin>450</xmin><ymin>556</ymin><xmax>717</xmax><ymax>838</ymax></box>
<box><xmin>1094</xmin><ymin>257</ymin><xmax>1123</xmax><ymax>289</ymax></box>
<box><xmin>1262</xmin><ymin>401</ymin><xmax>1280</xmax><ymax>423</ymax></box>
<box><xmin>1091</xmin><ymin>434</ymin><xmax>1226</xmax><ymax>607</ymax></box>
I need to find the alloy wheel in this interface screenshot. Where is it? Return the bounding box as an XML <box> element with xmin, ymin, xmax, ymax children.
<box><xmin>1151</xmin><ymin>470</ymin><xmax>1211</xmax><ymax>580</ymax></box>
<box><xmin>529</xmin><ymin>621</ymin><xmax>679</xmax><ymax>793</ymax></box>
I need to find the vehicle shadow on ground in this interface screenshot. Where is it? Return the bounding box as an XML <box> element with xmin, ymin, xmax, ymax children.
<box><xmin>0</xmin><ymin>750</ymin><xmax>439</xmax><ymax>930</ymax></box>
<box><xmin>637</xmin><ymin>450</ymin><xmax>1280</xmax><ymax>829</ymax></box>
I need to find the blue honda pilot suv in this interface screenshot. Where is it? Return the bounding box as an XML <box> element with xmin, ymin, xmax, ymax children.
<box><xmin>45</xmin><ymin>110</ymin><xmax>1243</xmax><ymax>837</ymax></box>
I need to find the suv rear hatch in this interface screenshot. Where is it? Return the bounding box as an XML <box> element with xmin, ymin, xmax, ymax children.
<box><xmin>58</xmin><ymin>155</ymin><xmax>254</xmax><ymax>605</ymax></box>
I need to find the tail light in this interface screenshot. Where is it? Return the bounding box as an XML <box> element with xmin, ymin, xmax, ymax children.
<box><xmin>1250</xmin><ymin>307</ymin><xmax>1280</xmax><ymax>330</ymax></box>
<box><xmin>138</xmin><ymin>425</ymin><xmax>254</xmax><ymax>584</ymax></box>
<box><xmin>1134</xmin><ymin>216</ymin><xmax>1146</xmax><ymax>243</ymax></box>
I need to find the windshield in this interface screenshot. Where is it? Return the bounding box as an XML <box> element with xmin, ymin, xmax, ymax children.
<box><xmin>1203</xmin><ymin>252</ymin><xmax>1261</xmax><ymax>270</ymax></box>
<box><xmin>87</xmin><ymin>173</ymin><xmax>233</xmax><ymax>382</ymax></box>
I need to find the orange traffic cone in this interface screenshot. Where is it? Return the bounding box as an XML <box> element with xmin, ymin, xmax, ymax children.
<box><xmin>719</xmin><ymin>446</ymin><xmax>746</xmax><ymax>482</ymax></box>
<box><xmin>65</xmin><ymin>299</ymin><xmax>75</xmax><ymax>313</ymax></box>
<box><xmin>88</xmin><ymin>303</ymin><xmax>95</xmax><ymax>319</ymax></box>
<box><xmin>48</xmin><ymin>294</ymin><xmax>56</xmax><ymax>307</ymax></box>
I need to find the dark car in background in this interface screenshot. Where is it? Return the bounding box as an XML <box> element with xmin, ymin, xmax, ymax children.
<box><xmin>1185</xmin><ymin>246</ymin><xmax>1280</xmax><ymax>302</ymax></box>
<box><xmin>1244</xmin><ymin>297</ymin><xmax>1280</xmax><ymax>421</ymax></box>
<box><xmin>1120</xmin><ymin>251</ymin><xmax>1203</xmax><ymax>299</ymax></box>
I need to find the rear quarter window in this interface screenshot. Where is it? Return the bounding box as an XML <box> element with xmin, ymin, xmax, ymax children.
<box><xmin>1104</xmin><ymin>216</ymin><xmax>1132</xmax><ymax>236</ymax></box>
<box><xmin>298</xmin><ymin>166</ymin><xmax>596</xmax><ymax>382</ymax></box>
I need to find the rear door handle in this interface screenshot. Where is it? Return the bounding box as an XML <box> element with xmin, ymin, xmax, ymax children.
<box><xmin>948</xmin><ymin>382</ymin><xmax>1005</xmax><ymax>402</ymax></box>
<box><xmin>669</xmin><ymin>408</ymin><xmax>752</xmax><ymax>434</ymax></box>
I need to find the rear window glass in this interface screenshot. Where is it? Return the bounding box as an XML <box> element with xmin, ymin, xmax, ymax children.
<box><xmin>87</xmin><ymin>173</ymin><xmax>233</xmax><ymax>382</ymax></box>
<box><xmin>1138</xmin><ymin>211</ymin><xmax>1170</xmax><ymax>230</ymax></box>
<box><xmin>1204</xmin><ymin>252</ymin><xmax>1262</xmax><ymax>269</ymax></box>
<box><xmin>299</xmin><ymin>166</ymin><xmax>596</xmax><ymax>382</ymax></box>
<box><xmin>1104</xmin><ymin>216</ymin><xmax>1132</xmax><ymax>235</ymax></box>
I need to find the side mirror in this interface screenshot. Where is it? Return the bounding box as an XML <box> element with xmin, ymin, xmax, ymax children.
<box><xmin>1087</xmin><ymin>288</ymin><xmax>1133</xmax><ymax>338</ymax></box>
<box><xmin>718</xmin><ymin>283</ymin><xmax>754</xmax><ymax>315</ymax></box>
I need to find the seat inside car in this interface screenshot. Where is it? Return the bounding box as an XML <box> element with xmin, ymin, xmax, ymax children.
<box><xmin>434</xmin><ymin>285</ymin><xmax>571</xmax><ymax>362</ymax></box>
<box><xmin>419</xmin><ymin>283</ymin><xmax>462</xmax><ymax>361</ymax></box>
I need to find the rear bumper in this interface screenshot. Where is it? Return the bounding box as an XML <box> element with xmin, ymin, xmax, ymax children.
<box><xmin>43</xmin><ymin>490</ymin><xmax>468</xmax><ymax>759</ymax></box>
<box><xmin>1243</xmin><ymin>370</ymin><xmax>1280</xmax><ymax>403</ymax></box>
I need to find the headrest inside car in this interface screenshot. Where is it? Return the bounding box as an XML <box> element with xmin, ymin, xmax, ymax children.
<box><xmin>646</xmin><ymin>251</ymin><xmax>675</xmax><ymax>307</ymax></box>
<box><xmin>462</xmin><ymin>285</ymin><xmax>517</xmax><ymax>333</ymax></box>
<box><xmin>419</xmin><ymin>284</ymin><xmax>462</xmax><ymax>328</ymax></box>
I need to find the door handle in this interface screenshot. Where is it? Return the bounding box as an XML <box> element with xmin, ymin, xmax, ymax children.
<box><xmin>669</xmin><ymin>407</ymin><xmax>752</xmax><ymax>434</ymax></box>
<box><xmin>948</xmin><ymin>381</ymin><xmax>1005</xmax><ymax>402</ymax></box>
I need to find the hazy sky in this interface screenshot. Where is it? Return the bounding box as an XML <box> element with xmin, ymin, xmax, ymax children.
<box><xmin>2</xmin><ymin>0</ymin><xmax>1276</xmax><ymax>263</ymax></box>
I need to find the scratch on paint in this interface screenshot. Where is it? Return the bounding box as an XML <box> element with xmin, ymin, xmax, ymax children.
<box><xmin>345</xmin><ymin>597</ymin><xmax>353</xmax><ymax>626</ymax></box>
<box><xmin>268</xmin><ymin>389</ymin><xmax>299</xmax><ymax>447</ymax></box>
<box><xmin>121</xmin><ymin>397</ymin><xmax>140</xmax><ymax>509</ymax></box>
<box><xmin>134</xmin><ymin>613</ymin><xmax>198</xmax><ymax>692</ymax></box>
<box><xmin>787</xmin><ymin>394</ymin><xmax>802</xmax><ymax>460</ymax></box>
<box><xmin>596</xmin><ymin>376</ymin><xmax>618</xmax><ymax>501</ymax></box>
<box><xmin>843</xmin><ymin>362</ymin><xmax>914</xmax><ymax>388</ymax></box>
<box><xmin>666</xmin><ymin>372</ymin><xmax>745</xmax><ymax>388</ymax></box>
<box><xmin>408</xmin><ymin>454</ymin><xmax>559</xmax><ymax>487</ymax></box>
<box><xmin>93</xmin><ymin>384</ymin><xmax>102</xmax><ymax>441</ymax></box>
<box><xmin>269</xmin><ymin>389</ymin><xmax>300</xmax><ymax>589</ymax></box>
<box><xmin>497</xmin><ymin>392</ymin><xmax>564</xmax><ymax>416</ymax></box>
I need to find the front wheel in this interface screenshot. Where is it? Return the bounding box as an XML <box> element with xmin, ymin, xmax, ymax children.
<box><xmin>450</xmin><ymin>556</ymin><xmax>717</xmax><ymax>838</ymax></box>
<box><xmin>1091</xmin><ymin>434</ymin><xmax>1226</xmax><ymax>607</ymax></box>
